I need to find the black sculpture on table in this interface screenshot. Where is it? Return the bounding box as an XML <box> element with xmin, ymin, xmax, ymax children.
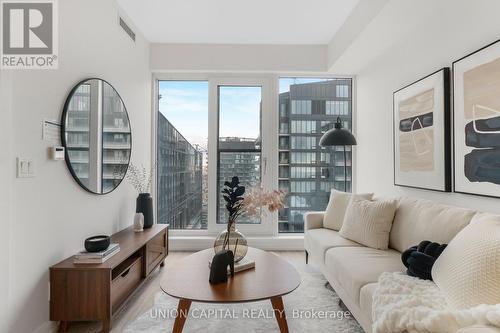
<box><xmin>209</xmin><ymin>250</ymin><xmax>235</xmax><ymax>284</ymax></box>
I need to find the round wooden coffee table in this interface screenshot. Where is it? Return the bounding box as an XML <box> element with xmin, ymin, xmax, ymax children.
<box><xmin>161</xmin><ymin>247</ymin><xmax>301</xmax><ymax>333</ymax></box>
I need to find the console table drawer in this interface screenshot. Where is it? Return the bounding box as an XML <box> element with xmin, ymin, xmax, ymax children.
<box><xmin>146</xmin><ymin>230</ymin><xmax>167</xmax><ymax>275</ymax></box>
<box><xmin>111</xmin><ymin>256</ymin><xmax>142</xmax><ymax>312</ymax></box>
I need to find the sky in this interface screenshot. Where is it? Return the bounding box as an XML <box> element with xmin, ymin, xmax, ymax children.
<box><xmin>159</xmin><ymin>81</ymin><xmax>209</xmax><ymax>148</ymax></box>
<box><xmin>158</xmin><ymin>78</ymin><xmax>332</xmax><ymax>148</ymax></box>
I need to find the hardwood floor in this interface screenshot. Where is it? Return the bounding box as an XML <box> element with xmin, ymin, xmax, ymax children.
<box><xmin>65</xmin><ymin>251</ymin><xmax>316</xmax><ymax>333</ymax></box>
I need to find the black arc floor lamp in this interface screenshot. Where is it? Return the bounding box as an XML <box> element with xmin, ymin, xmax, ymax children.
<box><xmin>319</xmin><ymin>117</ymin><xmax>357</xmax><ymax>192</ymax></box>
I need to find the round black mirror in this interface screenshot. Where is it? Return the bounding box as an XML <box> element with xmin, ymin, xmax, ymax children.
<box><xmin>61</xmin><ymin>78</ymin><xmax>132</xmax><ymax>194</ymax></box>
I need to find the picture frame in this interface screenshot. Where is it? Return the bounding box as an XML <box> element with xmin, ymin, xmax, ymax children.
<box><xmin>453</xmin><ymin>39</ymin><xmax>500</xmax><ymax>198</ymax></box>
<box><xmin>393</xmin><ymin>68</ymin><xmax>451</xmax><ymax>192</ymax></box>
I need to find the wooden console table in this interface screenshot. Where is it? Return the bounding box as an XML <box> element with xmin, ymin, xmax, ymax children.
<box><xmin>50</xmin><ymin>224</ymin><xmax>168</xmax><ymax>332</ymax></box>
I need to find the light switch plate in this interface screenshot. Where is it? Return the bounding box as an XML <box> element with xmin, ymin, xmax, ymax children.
<box><xmin>17</xmin><ymin>157</ymin><xmax>35</xmax><ymax>178</ymax></box>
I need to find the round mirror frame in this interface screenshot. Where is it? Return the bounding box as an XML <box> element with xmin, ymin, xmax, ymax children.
<box><xmin>61</xmin><ymin>78</ymin><xmax>132</xmax><ymax>195</ymax></box>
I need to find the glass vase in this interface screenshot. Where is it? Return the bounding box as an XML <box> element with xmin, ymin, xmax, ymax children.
<box><xmin>214</xmin><ymin>225</ymin><xmax>248</xmax><ymax>262</ymax></box>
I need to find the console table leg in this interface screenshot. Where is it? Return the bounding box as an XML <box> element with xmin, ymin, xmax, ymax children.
<box><xmin>58</xmin><ymin>321</ymin><xmax>69</xmax><ymax>332</ymax></box>
<box><xmin>102</xmin><ymin>318</ymin><xmax>111</xmax><ymax>333</ymax></box>
<box><xmin>160</xmin><ymin>260</ymin><xmax>165</xmax><ymax>267</ymax></box>
<box><xmin>172</xmin><ymin>298</ymin><xmax>191</xmax><ymax>333</ymax></box>
<box><xmin>270</xmin><ymin>296</ymin><xmax>289</xmax><ymax>333</ymax></box>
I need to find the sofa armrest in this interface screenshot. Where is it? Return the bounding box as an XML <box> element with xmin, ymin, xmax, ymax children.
<box><xmin>304</xmin><ymin>211</ymin><xmax>325</xmax><ymax>231</ymax></box>
<box><xmin>457</xmin><ymin>326</ymin><xmax>500</xmax><ymax>333</ymax></box>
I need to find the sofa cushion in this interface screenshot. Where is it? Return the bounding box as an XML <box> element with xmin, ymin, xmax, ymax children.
<box><xmin>323</xmin><ymin>190</ymin><xmax>373</xmax><ymax>230</ymax></box>
<box><xmin>359</xmin><ymin>282</ymin><xmax>378</xmax><ymax>323</ymax></box>
<box><xmin>432</xmin><ymin>213</ymin><xmax>500</xmax><ymax>309</ymax></box>
<box><xmin>340</xmin><ymin>198</ymin><xmax>398</xmax><ymax>250</ymax></box>
<box><xmin>390</xmin><ymin>197</ymin><xmax>475</xmax><ymax>253</ymax></box>
<box><xmin>304</xmin><ymin>228</ymin><xmax>362</xmax><ymax>265</ymax></box>
<box><xmin>325</xmin><ymin>247</ymin><xmax>404</xmax><ymax>304</ymax></box>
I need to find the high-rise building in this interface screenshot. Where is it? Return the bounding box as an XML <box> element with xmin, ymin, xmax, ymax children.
<box><xmin>157</xmin><ymin>113</ymin><xmax>204</xmax><ymax>229</ymax></box>
<box><xmin>218</xmin><ymin>137</ymin><xmax>261</xmax><ymax>224</ymax></box>
<box><xmin>278</xmin><ymin>79</ymin><xmax>353</xmax><ymax>233</ymax></box>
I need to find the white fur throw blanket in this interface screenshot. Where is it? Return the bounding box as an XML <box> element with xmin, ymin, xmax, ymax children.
<box><xmin>372</xmin><ymin>272</ymin><xmax>500</xmax><ymax>333</ymax></box>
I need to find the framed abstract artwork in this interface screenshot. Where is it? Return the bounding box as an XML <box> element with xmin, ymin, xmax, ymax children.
<box><xmin>393</xmin><ymin>68</ymin><xmax>451</xmax><ymax>191</ymax></box>
<box><xmin>454</xmin><ymin>39</ymin><xmax>500</xmax><ymax>198</ymax></box>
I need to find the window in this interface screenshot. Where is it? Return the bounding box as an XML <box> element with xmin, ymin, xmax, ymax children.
<box><xmin>290</xmin><ymin>181</ymin><xmax>316</xmax><ymax>193</ymax></box>
<box><xmin>278</xmin><ymin>77</ymin><xmax>353</xmax><ymax>233</ymax></box>
<box><xmin>290</xmin><ymin>195</ymin><xmax>309</xmax><ymax>208</ymax></box>
<box><xmin>291</xmin><ymin>136</ymin><xmax>316</xmax><ymax>149</ymax></box>
<box><xmin>291</xmin><ymin>100</ymin><xmax>311</xmax><ymax>115</ymax></box>
<box><xmin>290</xmin><ymin>167</ymin><xmax>316</xmax><ymax>178</ymax></box>
<box><xmin>290</xmin><ymin>120</ymin><xmax>316</xmax><ymax>133</ymax></box>
<box><xmin>218</xmin><ymin>86</ymin><xmax>262</xmax><ymax>225</ymax></box>
<box><xmin>279</xmin><ymin>152</ymin><xmax>289</xmax><ymax>164</ymax></box>
<box><xmin>290</xmin><ymin>152</ymin><xmax>316</xmax><ymax>164</ymax></box>
<box><xmin>279</xmin><ymin>136</ymin><xmax>289</xmax><ymax>150</ymax></box>
<box><xmin>336</xmin><ymin>84</ymin><xmax>349</xmax><ymax>98</ymax></box>
<box><xmin>155</xmin><ymin>76</ymin><xmax>352</xmax><ymax>236</ymax></box>
<box><xmin>157</xmin><ymin>81</ymin><xmax>208</xmax><ymax>230</ymax></box>
<box><xmin>279</xmin><ymin>122</ymin><xmax>289</xmax><ymax>134</ymax></box>
<box><xmin>326</xmin><ymin>100</ymin><xmax>349</xmax><ymax>115</ymax></box>
<box><xmin>320</xmin><ymin>152</ymin><xmax>330</xmax><ymax>164</ymax></box>
<box><xmin>280</xmin><ymin>103</ymin><xmax>288</xmax><ymax>117</ymax></box>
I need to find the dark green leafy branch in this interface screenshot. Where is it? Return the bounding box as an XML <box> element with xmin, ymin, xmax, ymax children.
<box><xmin>222</xmin><ymin>176</ymin><xmax>246</xmax><ymax>227</ymax></box>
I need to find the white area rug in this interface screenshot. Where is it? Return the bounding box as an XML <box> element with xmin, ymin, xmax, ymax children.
<box><xmin>125</xmin><ymin>271</ymin><xmax>363</xmax><ymax>333</ymax></box>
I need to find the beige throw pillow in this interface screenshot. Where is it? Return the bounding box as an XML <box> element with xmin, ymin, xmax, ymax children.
<box><xmin>339</xmin><ymin>199</ymin><xmax>398</xmax><ymax>250</ymax></box>
<box><xmin>432</xmin><ymin>213</ymin><xmax>500</xmax><ymax>309</ymax></box>
<box><xmin>323</xmin><ymin>190</ymin><xmax>374</xmax><ymax>230</ymax></box>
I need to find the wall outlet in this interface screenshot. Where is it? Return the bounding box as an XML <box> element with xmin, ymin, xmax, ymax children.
<box><xmin>16</xmin><ymin>157</ymin><xmax>35</xmax><ymax>178</ymax></box>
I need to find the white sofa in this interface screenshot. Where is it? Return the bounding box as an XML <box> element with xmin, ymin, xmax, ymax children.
<box><xmin>304</xmin><ymin>196</ymin><xmax>500</xmax><ymax>333</ymax></box>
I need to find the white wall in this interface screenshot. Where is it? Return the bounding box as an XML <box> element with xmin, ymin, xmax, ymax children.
<box><xmin>3</xmin><ymin>1</ymin><xmax>151</xmax><ymax>332</ymax></box>
<box><xmin>332</xmin><ymin>0</ymin><xmax>500</xmax><ymax>213</ymax></box>
<box><xmin>326</xmin><ymin>0</ymin><xmax>389</xmax><ymax>70</ymax></box>
<box><xmin>0</xmin><ymin>70</ymin><xmax>13</xmax><ymax>333</ymax></box>
<box><xmin>151</xmin><ymin>43</ymin><xmax>327</xmax><ymax>72</ymax></box>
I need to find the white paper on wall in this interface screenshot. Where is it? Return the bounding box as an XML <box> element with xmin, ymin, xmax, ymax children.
<box><xmin>42</xmin><ymin>119</ymin><xmax>61</xmax><ymax>145</ymax></box>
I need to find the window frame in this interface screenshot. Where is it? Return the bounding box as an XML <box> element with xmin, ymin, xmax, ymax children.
<box><xmin>216</xmin><ymin>85</ymin><xmax>263</xmax><ymax>226</ymax></box>
<box><xmin>151</xmin><ymin>73</ymin><xmax>356</xmax><ymax>239</ymax></box>
<box><xmin>210</xmin><ymin>77</ymin><xmax>276</xmax><ymax>236</ymax></box>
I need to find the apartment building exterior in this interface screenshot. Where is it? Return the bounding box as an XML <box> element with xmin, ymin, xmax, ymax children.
<box><xmin>218</xmin><ymin>137</ymin><xmax>261</xmax><ymax>224</ymax></box>
<box><xmin>157</xmin><ymin>113</ymin><xmax>204</xmax><ymax>229</ymax></box>
<box><xmin>278</xmin><ymin>79</ymin><xmax>353</xmax><ymax>233</ymax></box>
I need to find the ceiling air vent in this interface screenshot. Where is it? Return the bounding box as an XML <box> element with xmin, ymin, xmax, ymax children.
<box><xmin>119</xmin><ymin>17</ymin><xmax>136</xmax><ymax>42</ymax></box>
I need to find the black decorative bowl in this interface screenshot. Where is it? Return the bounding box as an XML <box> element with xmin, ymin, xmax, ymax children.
<box><xmin>84</xmin><ymin>235</ymin><xmax>110</xmax><ymax>252</ymax></box>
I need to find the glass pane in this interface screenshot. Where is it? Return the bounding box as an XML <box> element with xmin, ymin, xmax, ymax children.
<box><xmin>218</xmin><ymin>86</ymin><xmax>262</xmax><ymax>224</ymax></box>
<box><xmin>65</xmin><ymin>83</ymin><xmax>91</xmax><ymax>188</ymax></box>
<box><xmin>101</xmin><ymin>82</ymin><xmax>131</xmax><ymax>193</ymax></box>
<box><xmin>157</xmin><ymin>81</ymin><xmax>208</xmax><ymax>229</ymax></box>
<box><xmin>278</xmin><ymin>78</ymin><xmax>353</xmax><ymax>233</ymax></box>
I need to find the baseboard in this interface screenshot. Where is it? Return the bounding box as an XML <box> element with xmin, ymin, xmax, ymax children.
<box><xmin>32</xmin><ymin>321</ymin><xmax>57</xmax><ymax>333</ymax></box>
<box><xmin>169</xmin><ymin>236</ymin><xmax>304</xmax><ymax>251</ymax></box>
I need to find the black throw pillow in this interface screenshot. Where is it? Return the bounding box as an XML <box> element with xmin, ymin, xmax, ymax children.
<box><xmin>401</xmin><ymin>240</ymin><xmax>447</xmax><ymax>281</ymax></box>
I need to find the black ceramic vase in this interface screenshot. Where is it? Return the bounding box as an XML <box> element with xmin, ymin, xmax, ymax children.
<box><xmin>136</xmin><ymin>193</ymin><xmax>153</xmax><ymax>228</ymax></box>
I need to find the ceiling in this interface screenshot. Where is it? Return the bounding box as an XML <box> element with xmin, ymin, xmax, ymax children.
<box><xmin>117</xmin><ymin>0</ymin><xmax>360</xmax><ymax>45</ymax></box>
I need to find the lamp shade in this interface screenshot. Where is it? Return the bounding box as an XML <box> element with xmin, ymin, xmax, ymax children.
<box><xmin>319</xmin><ymin>117</ymin><xmax>357</xmax><ymax>146</ymax></box>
